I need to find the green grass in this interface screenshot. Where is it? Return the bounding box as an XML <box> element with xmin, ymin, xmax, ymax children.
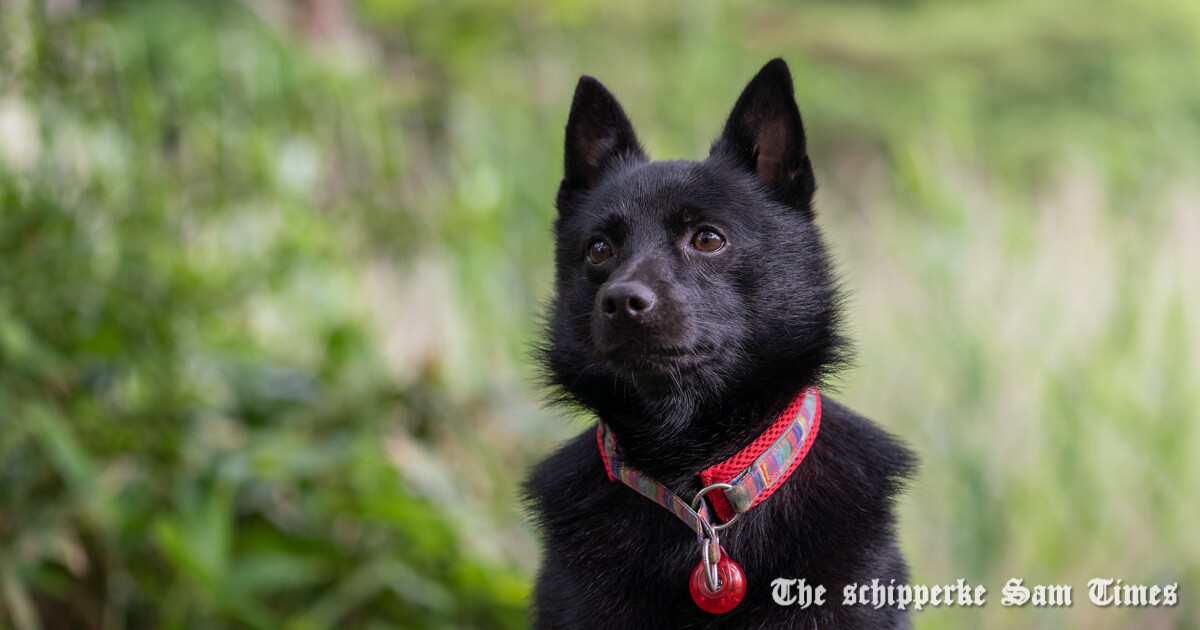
<box><xmin>1</xmin><ymin>0</ymin><xmax>1198</xmax><ymax>628</ymax></box>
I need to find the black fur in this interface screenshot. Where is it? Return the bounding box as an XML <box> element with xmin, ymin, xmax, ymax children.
<box><xmin>526</xmin><ymin>59</ymin><xmax>916</xmax><ymax>629</ymax></box>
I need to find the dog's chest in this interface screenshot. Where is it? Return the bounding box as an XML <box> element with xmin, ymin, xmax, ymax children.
<box><xmin>530</xmin><ymin>432</ymin><xmax>826</xmax><ymax>627</ymax></box>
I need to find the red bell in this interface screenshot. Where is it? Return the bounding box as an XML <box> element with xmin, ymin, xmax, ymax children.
<box><xmin>688</xmin><ymin>553</ymin><xmax>746</xmax><ymax>613</ymax></box>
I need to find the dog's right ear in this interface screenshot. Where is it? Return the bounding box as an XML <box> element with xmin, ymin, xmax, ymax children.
<box><xmin>557</xmin><ymin>76</ymin><xmax>646</xmax><ymax>211</ymax></box>
<box><xmin>711</xmin><ymin>59</ymin><xmax>815</xmax><ymax>210</ymax></box>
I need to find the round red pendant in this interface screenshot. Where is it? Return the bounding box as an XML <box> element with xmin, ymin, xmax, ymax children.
<box><xmin>688</xmin><ymin>554</ymin><xmax>746</xmax><ymax>613</ymax></box>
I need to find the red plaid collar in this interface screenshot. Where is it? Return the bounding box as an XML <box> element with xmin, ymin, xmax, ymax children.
<box><xmin>598</xmin><ymin>387</ymin><xmax>822</xmax><ymax>528</ymax></box>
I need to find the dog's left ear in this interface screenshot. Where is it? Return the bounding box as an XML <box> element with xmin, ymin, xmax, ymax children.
<box><xmin>558</xmin><ymin>76</ymin><xmax>647</xmax><ymax>212</ymax></box>
<box><xmin>711</xmin><ymin>58</ymin><xmax>815</xmax><ymax>209</ymax></box>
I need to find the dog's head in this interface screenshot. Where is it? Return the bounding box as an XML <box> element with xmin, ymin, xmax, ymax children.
<box><xmin>544</xmin><ymin>59</ymin><xmax>844</xmax><ymax>440</ymax></box>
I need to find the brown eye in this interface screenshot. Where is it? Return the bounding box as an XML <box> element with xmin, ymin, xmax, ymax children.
<box><xmin>692</xmin><ymin>230</ymin><xmax>725</xmax><ymax>252</ymax></box>
<box><xmin>587</xmin><ymin>240</ymin><xmax>613</xmax><ymax>263</ymax></box>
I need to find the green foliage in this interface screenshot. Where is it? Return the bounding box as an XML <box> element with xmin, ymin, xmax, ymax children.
<box><xmin>1</xmin><ymin>1</ymin><xmax>526</xmax><ymax>628</ymax></box>
<box><xmin>2</xmin><ymin>0</ymin><xmax>1198</xmax><ymax>628</ymax></box>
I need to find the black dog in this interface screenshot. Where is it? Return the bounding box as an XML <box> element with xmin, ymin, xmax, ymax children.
<box><xmin>526</xmin><ymin>59</ymin><xmax>916</xmax><ymax>629</ymax></box>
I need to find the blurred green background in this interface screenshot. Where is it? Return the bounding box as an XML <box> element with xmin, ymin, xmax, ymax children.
<box><xmin>1</xmin><ymin>0</ymin><xmax>1197</xmax><ymax>628</ymax></box>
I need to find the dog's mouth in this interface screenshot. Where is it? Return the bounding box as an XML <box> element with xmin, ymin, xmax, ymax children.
<box><xmin>596</xmin><ymin>343</ymin><xmax>706</xmax><ymax>379</ymax></box>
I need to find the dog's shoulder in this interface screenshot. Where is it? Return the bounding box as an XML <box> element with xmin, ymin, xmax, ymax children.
<box><xmin>523</xmin><ymin>426</ymin><xmax>613</xmax><ymax>527</ymax></box>
<box><xmin>809</xmin><ymin>397</ymin><xmax>917</xmax><ymax>498</ymax></box>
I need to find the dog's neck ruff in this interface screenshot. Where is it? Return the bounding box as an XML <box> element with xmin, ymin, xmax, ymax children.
<box><xmin>597</xmin><ymin>386</ymin><xmax>821</xmax><ymax>528</ymax></box>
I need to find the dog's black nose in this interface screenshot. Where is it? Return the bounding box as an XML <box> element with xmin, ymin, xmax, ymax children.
<box><xmin>601</xmin><ymin>280</ymin><xmax>657</xmax><ymax>323</ymax></box>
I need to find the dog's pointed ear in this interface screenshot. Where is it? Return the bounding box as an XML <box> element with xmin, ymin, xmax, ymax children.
<box><xmin>558</xmin><ymin>76</ymin><xmax>646</xmax><ymax>210</ymax></box>
<box><xmin>711</xmin><ymin>59</ymin><xmax>815</xmax><ymax>208</ymax></box>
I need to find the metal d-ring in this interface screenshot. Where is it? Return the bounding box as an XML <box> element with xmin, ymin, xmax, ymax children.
<box><xmin>691</xmin><ymin>482</ymin><xmax>740</xmax><ymax>531</ymax></box>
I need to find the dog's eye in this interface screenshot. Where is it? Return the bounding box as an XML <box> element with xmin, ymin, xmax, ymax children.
<box><xmin>692</xmin><ymin>230</ymin><xmax>725</xmax><ymax>252</ymax></box>
<box><xmin>587</xmin><ymin>240</ymin><xmax>613</xmax><ymax>263</ymax></box>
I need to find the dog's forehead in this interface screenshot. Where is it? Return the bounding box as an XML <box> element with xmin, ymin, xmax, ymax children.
<box><xmin>590</xmin><ymin>160</ymin><xmax>746</xmax><ymax>221</ymax></box>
